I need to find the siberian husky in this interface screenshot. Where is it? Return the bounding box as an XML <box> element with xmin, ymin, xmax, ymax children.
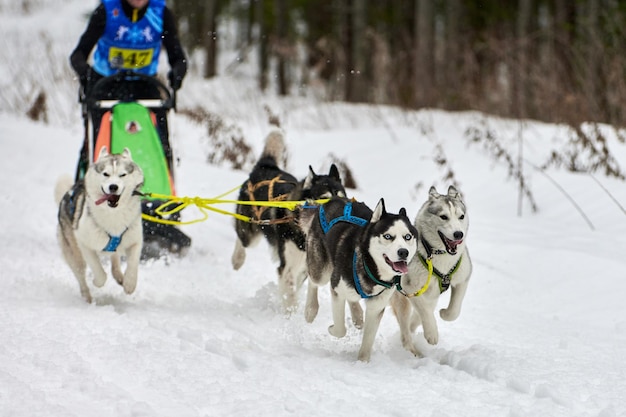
<box><xmin>299</xmin><ymin>197</ymin><xmax>418</xmax><ymax>361</ymax></box>
<box><xmin>390</xmin><ymin>185</ymin><xmax>472</xmax><ymax>356</ymax></box>
<box><xmin>231</xmin><ymin>130</ymin><xmax>346</xmax><ymax>312</ymax></box>
<box><xmin>55</xmin><ymin>147</ymin><xmax>144</xmax><ymax>303</ymax></box>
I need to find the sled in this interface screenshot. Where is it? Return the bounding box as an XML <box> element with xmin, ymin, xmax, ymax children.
<box><xmin>78</xmin><ymin>71</ymin><xmax>191</xmax><ymax>259</ymax></box>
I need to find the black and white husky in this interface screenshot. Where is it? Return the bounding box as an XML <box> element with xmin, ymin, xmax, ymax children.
<box><xmin>231</xmin><ymin>130</ymin><xmax>346</xmax><ymax>312</ymax></box>
<box><xmin>390</xmin><ymin>185</ymin><xmax>473</xmax><ymax>356</ymax></box>
<box><xmin>54</xmin><ymin>148</ymin><xmax>144</xmax><ymax>303</ymax></box>
<box><xmin>299</xmin><ymin>197</ymin><xmax>418</xmax><ymax>361</ymax></box>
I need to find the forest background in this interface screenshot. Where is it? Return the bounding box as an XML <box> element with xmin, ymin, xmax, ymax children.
<box><xmin>175</xmin><ymin>0</ymin><xmax>626</xmax><ymax>128</ymax></box>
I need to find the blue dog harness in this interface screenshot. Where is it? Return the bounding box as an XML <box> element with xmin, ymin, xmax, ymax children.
<box><xmin>103</xmin><ymin>231</ymin><xmax>126</xmax><ymax>252</ymax></box>
<box><xmin>318</xmin><ymin>201</ymin><xmax>369</xmax><ymax>233</ymax></box>
<box><xmin>317</xmin><ymin>200</ymin><xmax>400</xmax><ymax>299</ymax></box>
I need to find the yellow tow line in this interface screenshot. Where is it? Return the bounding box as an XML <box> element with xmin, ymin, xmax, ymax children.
<box><xmin>140</xmin><ymin>191</ymin><xmax>329</xmax><ymax>226</ymax></box>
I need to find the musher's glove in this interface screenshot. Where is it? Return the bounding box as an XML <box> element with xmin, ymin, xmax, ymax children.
<box><xmin>79</xmin><ymin>66</ymin><xmax>95</xmax><ymax>97</ymax></box>
<box><xmin>168</xmin><ymin>69</ymin><xmax>183</xmax><ymax>91</ymax></box>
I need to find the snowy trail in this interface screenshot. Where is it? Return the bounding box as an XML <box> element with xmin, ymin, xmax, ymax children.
<box><xmin>3</xmin><ymin>110</ymin><xmax>626</xmax><ymax>416</ymax></box>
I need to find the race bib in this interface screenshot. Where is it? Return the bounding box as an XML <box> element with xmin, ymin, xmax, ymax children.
<box><xmin>108</xmin><ymin>47</ymin><xmax>154</xmax><ymax>70</ymax></box>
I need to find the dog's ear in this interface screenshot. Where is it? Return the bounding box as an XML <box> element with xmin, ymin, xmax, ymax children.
<box><xmin>97</xmin><ymin>146</ymin><xmax>109</xmax><ymax>161</ymax></box>
<box><xmin>328</xmin><ymin>164</ymin><xmax>341</xmax><ymax>181</ymax></box>
<box><xmin>428</xmin><ymin>186</ymin><xmax>439</xmax><ymax>199</ymax></box>
<box><xmin>447</xmin><ymin>185</ymin><xmax>459</xmax><ymax>199</ymax></box>
<box><xmin>122</xmin><ymin>147</ymin><xmax>132</xmax><ymax>160</ymax></box>
<box><xmin>303</xmin><ymin>165</ymin><xmax>316</xmax><ymax>189</ymax></box>
<box><xmin>399</xmin><ymin>207</ymin><xmax>407</xmax><ymax>217</ymax></box>
<box><xmin>371</xmin><ymin>198</ymin><xmax>386</xmax><ymax>223</ymax></box>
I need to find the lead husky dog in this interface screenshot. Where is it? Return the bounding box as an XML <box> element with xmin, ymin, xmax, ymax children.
<box><xmin>390</xmin><ymin>185</ymin><xmax>472</xmax><ymax>356</ymax></box>
<box><xmin>231</xmin><ymin>130</ymin><xmax>346</xmax><ymax>312</ymax></box>
<box><xmin>299</xmin><ymin>197</ymin><xmax>418</xmax><ymax>361</ymax></box>
<box><xmin>55</xmin><ymin>147</ymin><xmax>144</xmax><ymax>303</ymax></box>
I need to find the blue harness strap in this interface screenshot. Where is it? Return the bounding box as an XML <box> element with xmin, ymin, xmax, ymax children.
<box><xmin>103</xmin><ymin>230</ymin><xmax>126</xmax><ymax>252</ymax></box>
<box><xmin>319</xmin><ymin>201</ymin><xmax>368</xmax><ymax>234</ymax></box>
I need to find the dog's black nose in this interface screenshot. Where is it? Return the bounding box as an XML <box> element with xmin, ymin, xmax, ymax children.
<box><xmin>397</xmin><ymin>248</ymin><xmax>409</xmax><ymax>259</ymax></box>
<box><xmin>454</xmin><ymin>231</ymin><xmax>464</xmax><ymax>240</ymax></box>
<box><xmin>109</xmin><ymin>184</ymin><xmax>119</xmax><ymax>193</ymax></box>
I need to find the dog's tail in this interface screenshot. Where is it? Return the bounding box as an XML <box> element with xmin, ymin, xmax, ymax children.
<box><xmin>54</xmin><ymin>174</ymin><xmax>74</xmax><ymax>205</ymax></box>
<box><xmin>260</xmin><ymin>129</ymin><xmax>287</xmax><ymax>169</ymax></box>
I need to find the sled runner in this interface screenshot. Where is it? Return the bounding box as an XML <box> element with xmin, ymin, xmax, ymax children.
<box><xmin>77</xmin><ymin>71</ymin><xmax>191</xmax><ymax>259</ymax></box>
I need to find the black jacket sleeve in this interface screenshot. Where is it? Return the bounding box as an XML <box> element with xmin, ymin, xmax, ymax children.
<box><xmin>162</xmin><ymin>6</ymin><xmax>188</xmax><ymax>82</ymax></box>
<box><xmin>69</xmin><ymin>4</ymin><xmax>106</xmax><ymax>79</ymax></box>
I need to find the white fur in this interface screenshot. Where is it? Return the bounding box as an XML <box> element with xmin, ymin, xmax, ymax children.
<box><xmin>392</xmin><ymin>185</ymin><xmax>473</xmax><ymax>357</ymax></box>
<box><xmin>56</xmin><ymin>148</ymin><xmax>144</xmax><ymax>303</ymax></box>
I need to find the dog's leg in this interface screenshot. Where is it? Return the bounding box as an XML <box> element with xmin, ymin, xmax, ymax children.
<box><xmin>278</xmin><ymin>241</ymin><xmax>305</xmax><ymax>313</ymax></box>
<box><xmin>391</xmin><ymin>292</ymin><xmax>421</xmax><ymax>356</ymax></box>
<box><xmin>328</xmin><ymin>286</ymin><xmax>347</xmax><ymax>338</ymax></box>
<box><xmin>413</xmin><ymin>295</ymin><xmax>439</xmax><ymax>345</ymax></box>
<box><xmin>349</xmin><ymin>301</ymin><xmax>363</xmax><ymax>329</ymax></box>
<box><xmin>440</xmin><ymin>279</ymin><xmax>468</xmax><ymax>321</ymax></box>
<box><xmin>231</xmin><ymin>237</ymin><xmax>246</xmax><ymax>270</ymax></box>
<box><xmin>304</xmin><ymin>280</ymin><xmax>319</xmax><ymax>323</ymax></box>
<box><xmin>122</xmin><ymin>242</ymin><xmax>141</xmax><ymax>295</ymax></box>
<box><xmin>59</xmin><ymin>230</ymin><xmax>92</xmax><ymax>303</ymax></box>
<box><xmin>80</xmin><ymin>245</ymin><xmax>108</xmax><ymax>288</ymax></box>
<box><xmin>357</xmin><ymin>297</ymin><xmax>388</xmax><ymax>362</ymax></box>
<box><xmin>111</xmin><ymin>253</ymin><xmax>123</xmax><ymax>285</ymax></box>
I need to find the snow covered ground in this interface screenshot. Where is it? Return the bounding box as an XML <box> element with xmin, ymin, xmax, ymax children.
<box><xmin>2</xmin><ymin>1</ymin><xmax>626</xmax><ymax>417</ymax></box>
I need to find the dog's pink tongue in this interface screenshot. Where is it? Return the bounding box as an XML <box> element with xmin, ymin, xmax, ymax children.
<box><xmin>393</xmin><ymin>261</ymin><xmax>409</xmax><ymax>274</ymax></box>
<box><xmin>95</xmin><ymin>194</ymin><xmax>113</xmax><ymax>205</ymax></box>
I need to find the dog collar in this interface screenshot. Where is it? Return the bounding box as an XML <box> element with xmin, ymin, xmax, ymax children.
<box><xmin>352</xmin><ymin>252</ymin><xmax>400</xmax><ymax>299</ymax></box>
<box><xmin>420</xmin><ymin>236</ymin><xmax>447</xmax><ymax>258</ymax></box>
<box><xmin>319</xmin><ymin>201</ymin><xmax>368</xmax><ymax>234</ymax></box>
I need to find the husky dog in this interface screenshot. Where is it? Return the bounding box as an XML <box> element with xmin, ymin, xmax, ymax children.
<box><xmin>299</xmin><ymin>197</ymin><xmax>418</xmax><ymax>361</ymax></box>
<box><xmin>55</xmin><ymin>148</ymin><xmax>144</xmax><ymax>303</ymax></box>
<box><xmin>231</xmin><ymin>130</ymin><xmax>346</xmax><ymax>312</ymax></box>
<box><xmin>390</xmin><ymin>185</ymin><xmax>472</xmax><ymax>357</ymax></box>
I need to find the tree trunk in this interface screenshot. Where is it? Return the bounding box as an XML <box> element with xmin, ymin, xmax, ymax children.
<box><xmin>275</xmin><ymin>0</ymin><xmax>289</xmax><ymax>95</ymax></box>
<box><xmin>414</xmin><ymin>0</ymin><xmax>434</xmax><ymax>108</ymax></box>
<box><xmin>203</xmin><ymin>0</ymin><xmax>218</xmax><ymax>79</ymax></box>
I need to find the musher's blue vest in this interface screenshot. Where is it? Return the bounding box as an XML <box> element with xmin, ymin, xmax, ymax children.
<box><xmin>93</xmin><ymin>0</ymin><xmax>165</xmax><ymax>76</ymax></box>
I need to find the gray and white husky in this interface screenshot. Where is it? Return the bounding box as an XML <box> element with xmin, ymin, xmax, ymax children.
<box><xmin>299</xmin><ymin>197</ymin><xmax>418</xmax><ymax>361</ymax></box>
<box><xmin>231</xmin><ymin>130</ymin><xmax>346</xmax><ymax>312</ymax></box>
<box><xmin>55</xmin><ymin>147</ymin><xmax>144</xmax><ymax>303</ymax></box>
<box><xmin>390</xmin><ymin>185</ymin><xmax>472</xmax><ymax>356</ymax></box>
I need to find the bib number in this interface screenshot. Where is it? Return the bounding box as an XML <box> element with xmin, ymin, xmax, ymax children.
<box><xmin>109</xmin><ymin>47</ymin><xmax>154</xmax><ymax>70</ymax></box>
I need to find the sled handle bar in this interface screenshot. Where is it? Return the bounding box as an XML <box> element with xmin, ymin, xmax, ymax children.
<box><xmin>83</xmin><ymin>70</ymin><xmax>176</xmax><ymax>111</ymax></box>
<box><xmin>94</xmin><ymin>98</ymin><xmax>169</xmax><ymax>110</ymax></box>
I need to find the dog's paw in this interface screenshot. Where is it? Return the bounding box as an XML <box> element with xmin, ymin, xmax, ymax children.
<box><xmin>423</xmin><ymin>327</ymin><xmax>439</xmax><ymax>345</ymax></box>
<box><xmin>328</xmin><ymin>324</ymin><xmax>346</xmax><ymax>338</ymax></box>
<box><xmin>349</xmin><ymin>302</ymin><xmax>363</xmax><ymax>329</ymax></box>
<box><xmin>92</xmin><ymin>273</ymin><xmax>107</xmax><ymax>288</ymax></box>
<box><xmin>123</xmin><ymin>274</ymin><xmax>137</xmax><ymax>294</ymax></box>
<box><xmin>304</xmin><ymin>304</ymin><xmax>319</xmax><ymax>323</ymax></box>
<box><xmin>357</xmin><ymin>349</ymin><xmax>371</xmax><ymax>362</ymax></box>
<box><xmin>440</xmin><ymin>307</ymin><xmax>460</xmax><ymax>321</ymax></box>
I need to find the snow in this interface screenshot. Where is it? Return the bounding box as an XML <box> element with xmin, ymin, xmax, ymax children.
<box><xmin>2</xmin><ymin>1</ymin><xmax>626</xmax><ymax>417</ymax></box>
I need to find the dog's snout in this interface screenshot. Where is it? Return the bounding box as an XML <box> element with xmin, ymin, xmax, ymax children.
<box><xmin>397</xmin><ymin>248</ymin><xmax>409</xmax><ymax>260</ymax></box>
<box><xmin>108</xmin><ymin>184</ymin><xmax>119</xmax><ymax>193</ymax></box>
<box><xmin>454</xmin><ymin>231</ymin><xmax>464</xmax><ymax>240</ymax></box>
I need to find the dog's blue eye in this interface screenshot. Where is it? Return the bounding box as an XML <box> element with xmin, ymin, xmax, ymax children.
<box><xmin>440</xmin><ymin>215</ymin><xmax>449</xmax><ymax>220</ymax></box>
<box><xmin>404</xmin><ymin>234</ymin><xmax>412</xmax><ymax>241</ymax></box>
<box><xmin>383</xmin><ymin>233</ymin><xmax>392</xmax><ymax>240</ymax></box>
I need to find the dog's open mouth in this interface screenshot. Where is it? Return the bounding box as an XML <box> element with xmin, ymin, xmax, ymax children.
<box><xmin>384</xmin><ymin>255</ymin><xmax>408</xmax><ymax>274</ymax></box>
<box><xmin>95</xmin><ymin>193</ymin><xmax>121</xmax><ymax>208</ymax></box>
<box><xmin>439</xmin><ymin>231</ymin><xmax>462</xmax><ymax>255</ymax></box>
